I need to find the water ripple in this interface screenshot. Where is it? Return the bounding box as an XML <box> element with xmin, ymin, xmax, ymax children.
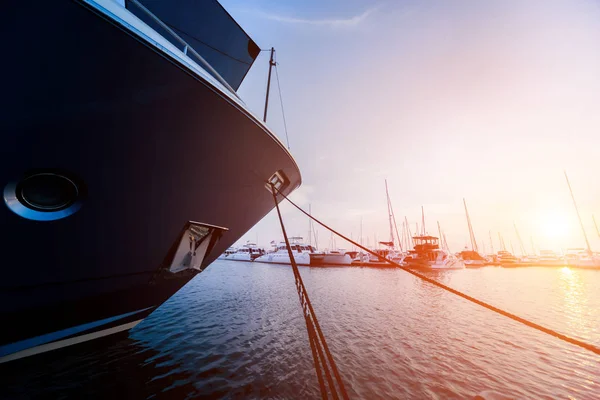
<box><xmin>2</xmin><ymin>262</ymin><xmax>600</xmax><ymax>399</ymax></box>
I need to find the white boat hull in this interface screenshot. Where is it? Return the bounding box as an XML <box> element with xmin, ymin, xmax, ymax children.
<box><xmin>255</xmin><ymin>252</ymin><xmax>311</xmax><ymax>266</ymax></box>
<box><xmin>227</xmin><ymin>253</ymin><xmax>253</xmax><ymax>262</ymax></box>
<box><xmin>464</xmin><ymin>259</ymin><xmax>486</xmax><ymax>268</ymax></box>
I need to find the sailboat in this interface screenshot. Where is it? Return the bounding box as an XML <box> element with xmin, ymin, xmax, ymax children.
<box><xmin>352</xmin><ymin>180</ymin><xmax>402</xmax><ymax>267</ymax></box>
<box><xmin>564</xmin><ymin>171</ymin><xmax>600</xmax><ymax>269</ymax></box>
<box><xmin>459</xmin><ymin>198</ymin><xmax>486</xmax><ymax>268</ymax></box>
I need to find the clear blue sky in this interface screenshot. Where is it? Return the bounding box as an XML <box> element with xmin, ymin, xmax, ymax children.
<box><xmin>221</xmin><ymin>0</ymin><xmax>600</xmax><ymax>254</ymax></box>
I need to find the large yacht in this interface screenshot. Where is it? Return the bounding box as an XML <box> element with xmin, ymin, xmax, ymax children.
<box><xmin>255</xmin><ymin>237</ymin><xmax>314</xmax><ymax>265</ymax></box>
<box><xmin>1</xmin><ymin>0</ymin><xmax>301</xmax><ymax>363</ymax></box>
<box><xmin>227</xmin><ymin>242</ymin><xmax>265</xmax><ymax>262</ymax></box>
<box><xmin>497</xmin><ymin>251</ymin><xmax>520</xmax><ymax>267</ymax></box>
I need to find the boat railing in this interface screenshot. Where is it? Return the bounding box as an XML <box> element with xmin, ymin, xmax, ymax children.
<box><xmin>127</xmin><ymin>0</ymin><xmax>241</xmax><ymax>100</ymax></box>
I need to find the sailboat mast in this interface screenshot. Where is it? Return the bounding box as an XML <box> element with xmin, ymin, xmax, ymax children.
<box><xmin>360</xmin><ymin>217</ymin><xmax>363</xmax><ymax>246</ymax></box>
<box><xmin>421</xmin><ymin>206</ymin><xmax>425</xmax><ymax>235</ymax></box>
<box><xmin>442</xmin><ymin>232</ymin><xmax>449</xmax><ymax>251</ymax></box>
<box><xmin>514</xmin><ymin>222</ymin><xmax>526</xmax><ymax>256</ymax></box>
<box><xmin>385</xmin><ymin>179</ymin><xmax>402</xmax><ymax>250</ymax></box>
<box><xmin>530</xmin><ymin>236</ymin><xmax>536</xmax><ymax>256</ymax></box>
<box><xmin>437</xmin><ymin>221</ymin><xmax>443</xmax><ymax>244</ymax></box>
<box><xmin>308</xmin><ymin>204</ymin><xmax>312</xmax><ymax>246</ymax></box>
<box><xmin>593</xmin><ymin>215</ymin><xmax>600</xmax><ymax>239</ymax></box>
<box><xmin>564</xmin><ymin>171</ymin><xmax>592</xmax><ymax>254</ymax></box>
<box><xmin>463</xmin><ymin>198</ymin><xmax>478</xmax><ymax>252</ymax></box>
<box><xmin>489</xmin><ymin>230</ymin><xmax>495</xmax><ymax>254</ymax></box>
<box><xmin>498</xmin><ymin>232</ymin><xmax>506</xmax><ymax>251</ymax></box>
<box><xmin>405</xmin><ymin>216</ymin><xmax>413</xmax><ymax>248</ymax></box>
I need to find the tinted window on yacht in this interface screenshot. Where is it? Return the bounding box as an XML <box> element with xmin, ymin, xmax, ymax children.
<box><xmin>127</xmin><ymin>0</ymin><xmax>260</xmax><ymax>90</ymax></box>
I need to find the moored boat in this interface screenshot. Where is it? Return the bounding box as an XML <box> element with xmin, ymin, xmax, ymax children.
<box><xmin>460</xmin><ymin>249</ymin><xmax>487</xmax><ymax>268</ymax></box>
<box><xmin>403</xmin><ymin>236</ymin><xmax>465</xmax><ymax>270</ymax></box>
<box><xmin>536</xmin><ymin>250</ymin><xmax>565</xmax><ymax>267</ymax></box>
<box><xmin>310</xmin><ymin>250</ymin><xmax>353</xmax><ymax>266</ymax></box>
<box><xmin>227</xmin><ymin>242</ymin><xmax>265</xmax><ymax>261</ymax></box>
<box><xmin>218</xmin><ymin>247</ymin><xmax>237</xmax><ymax>260</ymax></box>
<box><xmin>254</xmin><ymin>237</ymin><xmax>313</xmax><ymax>266</ymax></box>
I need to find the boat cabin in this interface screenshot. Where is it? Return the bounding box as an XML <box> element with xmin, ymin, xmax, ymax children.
<box><xmin>412</xmin><ymin>236</ymin><xmax>440</xmax><ymax>252</ymax></box>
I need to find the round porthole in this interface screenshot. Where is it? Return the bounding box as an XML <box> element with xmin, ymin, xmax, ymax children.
<box><xmin>3</xmin><ymin>170</ymin><xmax>86</xmax><ymax>221</ymax></box>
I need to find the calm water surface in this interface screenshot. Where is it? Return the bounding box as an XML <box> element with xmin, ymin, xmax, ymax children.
<box><xmin>3</xmin><ymin>261</ymin><xmax>600</xmax><ymax>399</ymax></box>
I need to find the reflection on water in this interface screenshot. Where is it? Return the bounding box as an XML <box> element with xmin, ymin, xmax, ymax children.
<box><xmin>2</xmin><ymin>262</ymin><xmax>600</xmax><ymax>399</ymax></box>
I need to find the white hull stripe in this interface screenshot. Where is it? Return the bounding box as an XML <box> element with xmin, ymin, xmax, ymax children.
<box><xmin>0</xmin><ymin>306</ymin><xmax>154</xmax><ymax>358</ymax></box>
<box><xmin>0</xmin><ymin>319</ymin><xmax>143</xmax><ymax>364</ymax></box>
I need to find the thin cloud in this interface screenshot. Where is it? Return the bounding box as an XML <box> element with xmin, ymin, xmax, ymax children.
<box><xmin>249</xmin><ymin>7</ymin><xmax>378</xmax><ymax>28</ymax></box>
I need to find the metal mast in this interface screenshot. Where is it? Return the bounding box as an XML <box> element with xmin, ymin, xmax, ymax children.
<box><xmin>308</xmin><ymin>204</ymin><xmax>312</xmax><ymax>246</ymax></box>
<box><xmin>385</xmin><ymin>180</ymin><xmax>395</xmax><ymax>248</ymax></box>
<box><xmin>405</xmin><ymin>216</ymin><xmax>413</xmax><ymax>249</ymax></box>
<box><xmin>489</xmin><ymin>230</ymin><xmax>495</xmax><ymax>254</ymax></box>
<box><xmin>564</xmin><ymin>171</ymin><xmax>592</xmax><ymax>254</ymax></box>
<box><xmin>463</xmin><ymin>198</ymin><xmax>478</xmax><ymax>252</ymax></box>
<box><xmin>263</xmin><ymin>47</ymin><xmax>276</xmax><ymax>122</ymax></box>
<box><xmin>514</xmin><ymin>222</ymin><xmax>526</xmax><ymax>256</ymax></box>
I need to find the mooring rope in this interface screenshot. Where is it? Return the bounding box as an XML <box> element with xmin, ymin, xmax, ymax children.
<box><xmin>271</xmin><ymin>185</ymin><xmax>600</xmax><ymax>357</ymax></box>
<box><xmin>270</xmin><ymin>184</ymin><xmax>349</xmax><ymax>400</ymax></box>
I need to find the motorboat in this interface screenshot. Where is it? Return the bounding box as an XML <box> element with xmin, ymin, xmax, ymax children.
<box><xmin>536</xmin><ymin>250</ymin><xmax>565</xmax><ymax>267</ymax></box>
<box><xmin>403</xmin><ymin>236</ymin><xmax>465</xmax><ymax>270</ymax></box>
<box><xmin>218</xmin><ymin>247</ymin><xmax>237</xmax><ymax>260</ymax></box>
<box><xmin>310</xmin><ymin>249</ymin><xmax>353</xmax><ymax>266</ymax></box>
<box><xmin>254</xmin><ymin>237</ymin><xmax>314</xmax><ymax>266</ymax></box>
<box><xmin>227</xmin><ymin>242</ymin><xmax>265</xmax><ymax>261</ymax></box>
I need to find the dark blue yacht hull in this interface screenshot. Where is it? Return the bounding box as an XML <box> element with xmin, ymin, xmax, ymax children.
<box><xmin>0</xmin><ymin>1</ymin><xmax>301</xmax><ymax>362</ymax></box>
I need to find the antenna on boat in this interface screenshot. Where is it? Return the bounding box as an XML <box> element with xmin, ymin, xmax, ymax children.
<box><xmin>463</xmin><ymin>198</ymin><xmax>478</xmax><ymax>252</ymax></box>
<box><xmin>437</xmin><ymin>220</ymin><xmax>443</xmax><ymax>243</ymax></box>
<box><xmin>263</xmin><ymin>47</ymin><xmax>275</xmax><ymax>122</ymax></box>
<box><xmin>564</xmin><ymin>170</ymin><xmax>592</xmax><ymax>254</ymax></box>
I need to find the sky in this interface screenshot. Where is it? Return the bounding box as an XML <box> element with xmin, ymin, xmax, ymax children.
<box><xmin>219</xmin><ymin>0</ymin><xmax>600</xmax><ymax>254</ymax></box>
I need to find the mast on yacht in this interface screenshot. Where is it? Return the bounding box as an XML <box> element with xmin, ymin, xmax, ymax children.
<box><xmin>514</xmin><ymin>222</ymin><xmax>526</xmax><ymax>256</ymax></box>
<box><xmin>463</xmin><ymin>198</ymin><xmax>479</xmax><ymax>252</ymax></box>
<box><xmin>384</xmin><ymin>180</ymin><xmax>402</xmax><ymax>251</ymax></box>
<box><xmin>564</xmin><ymin>171</ymin><xmax>592</xmax><ymax>254</ymax></box>
<box><xmin>593</xmin><ymin>215</ymin><xmax>600</xmax><ymax>239</ymax></box>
